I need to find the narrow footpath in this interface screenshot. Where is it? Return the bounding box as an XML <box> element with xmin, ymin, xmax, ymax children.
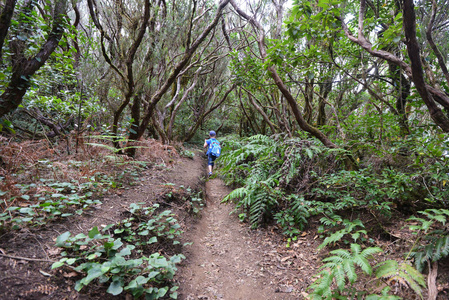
<box><xmin>177</xmin><ymin>176</ymin><xmax>300</xmax><ymax>300</ymax></box>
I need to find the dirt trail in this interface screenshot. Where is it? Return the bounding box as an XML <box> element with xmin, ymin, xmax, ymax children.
<box><xmin>177</xmin><ymin>174</ymin><xmax>301</xmax><ymax>300</ymax></box>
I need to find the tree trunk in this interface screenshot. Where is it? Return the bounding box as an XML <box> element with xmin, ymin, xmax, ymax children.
<box><xmin>0</xmin><ymin>0</ymin><xmax>17</xmax><ymax>61</ymax></box>
<box><xmin>337</xmin><ymin>0</ymin><xmax>449</xmax><ymax>130</ymax></box>
<box><xmin>229</xmin><ymin>0</ymin><xmax>337</xmax><ymax>149</ymax></box>
<box><xmin>317</xmin><ymin>78</ymin><xmax>332</xmax><ymax>127</ymax></box>
<box><xmin>403</xmin><ymin>0</ymin><xmax>449</xmax><ymax>132</ymax></box>
<box><xmin>244</xmin><ymin>88</ymin><xmax>278</xmax><ymax>134</ymax></box>
<box><xmin>167</xmin><ymin>69</ymin><xmax>201</xmax><ymax>140</ymax></box>
<box><xmin>183</xmin><ymin>84</ymin><xmax>234</xmax><ymax>142</ymax></box>
<box><xmin>426</xmin><ymin>0</ymin><xmax>449</xmax><ymax>86</ymax></box>
<box><xmin>136</xmin><ymin>0</ymin><xmax>231</xmax><ymax>142</ymax></box>
<box><xmin>0</xmin><ymin>0</ymin><xmax>67</xmax><ymax>118</ymax></box>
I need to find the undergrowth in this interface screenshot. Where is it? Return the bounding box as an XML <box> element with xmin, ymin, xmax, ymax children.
<box><xmin>52</xmin><ymin>203</ymin><xmax>183</xmax><ymax>299</ymax></box>
<box><xmin>218</xmin><ymin>133</ymin><xmax>449</xmax><ymax>298</ymax></box>
<box><xmin>0</xmin><ymin>158</ymin><xmax>145</xmax><ymax>231</ymax></box>
<box><xmin>0</xmin><ymin>137</ymin><xmax>176</xmax><ymax>232</ymax></box>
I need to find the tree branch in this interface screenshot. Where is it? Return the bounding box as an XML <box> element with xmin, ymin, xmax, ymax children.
<box><xmin>0</xmin><ymin>0</ymin><xmax>67</xmax><ymax>118</ymax></box>
<box><xmin>426</xmin><ymin>0</ymin><xmax>449</xmax><ymax>86</ymax></box>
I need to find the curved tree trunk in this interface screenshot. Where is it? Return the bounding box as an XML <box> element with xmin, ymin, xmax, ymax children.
<box><xmin>0</xmin><ymin>0</ymin><xmax>17</xmax><ymax>62</ymax></box>
<box><xmin>136</xmin><ymin>0</ymin><xmax>231</xmax><ymax>143</ymax></box>
<box><xmin>167</xmin><ymin>68</ymin><xmax>201</xmax><ymax>140</ymax></box>
<box><xmin>403</xmin><ymin>0</ymin><xmax>449</xmax><ymax>132</ymax></box>
<box><xmin>229</xmin><ymin>0</ymin><xmax>337</xmax><ymax>148</ymax></box>
<box><xmin>426</xmin><ymin>0</ymin><xmax>449</xmax><ymax>86</ymax></box>
<box><xmin>337</xmin><ymin>0</ymin><xmax>449</xmax><ymax>131</ymax></box>
<box><xmin>0</xmin><ymin>0</ymin><xmax>67</xmax><ymax>118</ymax></box>
<box><xmin>317</xmin><ymin>78</ymin><xmax>332</xmax><ymax>127</ymax></box>
<box><xmin>183</xmin><ymin>84</ymin><xmax>234</xmax><ymax>142</ymax></box>
<box><xmin>242</xmin><ymin>88</ymin><xmax>279</xmax><ymax>134</ymax></box>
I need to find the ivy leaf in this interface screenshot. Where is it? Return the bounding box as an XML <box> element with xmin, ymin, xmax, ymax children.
<box><xmin>107</xmin><ymin>279</ymin><xmax>124</xmax><ymax>295</ymax></box>
<box><xmin>88</xmin><ymin>226</ymin><xmax>100</xmax><ymax>239</ymax></box>
<box><xmin>55</xmin><ymin>231</ymin><xmax>71</xmax><ymax>247</ymax></box>
<box><xmin>51</xmin><ymin>261</ymin><xmax>64</xmax><ymax>269</ymax></box>
<box><xmin>118</xmin><ymin>247</ymin><xmax>131</xmax><ymax>257</ymax></box>
<box><xmin>83</xmin><ymin>265</ymin><xmax>104</xmax><ymax>285</ymax></box>
<box><xmin>148</xmin><ymin>236</ymin><xmax>157</xmax><ymax>244</ymax></box>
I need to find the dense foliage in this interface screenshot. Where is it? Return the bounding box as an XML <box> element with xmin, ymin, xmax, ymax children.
<box><xmin>217</xmin><ymin>132</ymin><xmax>449</xmax><ymax>298</ymax></box>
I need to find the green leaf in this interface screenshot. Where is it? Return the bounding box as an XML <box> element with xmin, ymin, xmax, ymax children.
<box><xmin>138</xmin><ymin>229</ymin><xmax>149</xmax><ymax>236</ymax></box>
<box><xmin>157</xmin><ymin>286</ymin><xmax>168</xmax><ymax>297</ymax></box>
<box><xmin>107</xmin><ymin>279</ymin><xmax>124</xmax><ymax>295</ymax></box>
<box><xmin>111</xmin><ymin>239</ymin><xmax>123</xmax><ymax>250</ymax></box>
<box><xmin>55</xmin><ymin>231</ymin><xmax>71</xmax><ymax>247</ymax></box>
<box><xmin>88</xmin><ymin>226</ymin><xmax>100</xmax><ymax>238</ymax></box>
<box><xmin>148</xmin><ymin>236</ymin><xmax>157</xmax><ymax>244</ymax></box>
<box><xmin>51</xmin><ymin>261</ymin><xmax>65</xmax><ymax>269</ymax></box>
<box><xmin>104</xmin><ymin>241</ymin><xmax>114</xmax><ymax>249</ymax></box>
<box><xmin>83</xmin><ymin>265</ymin><xmax>104</xmax><ymax>285</ymax></box>
<box><xmin>87</xmin><ymin>253</ymin><xmax>99</xmax><ymax>260</ymax></box>
<box><xmin>118</xmin><ymin>247</ymin><xmax>131</xmax><ymax>256</ymax></box>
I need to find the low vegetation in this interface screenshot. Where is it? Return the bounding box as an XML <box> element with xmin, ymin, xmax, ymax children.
<box><xmin>218</xmin><ymin>133</ymin><xmax>449</xmax><ymax>299</ymax></box>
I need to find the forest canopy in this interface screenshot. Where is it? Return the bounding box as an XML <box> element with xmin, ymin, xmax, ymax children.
<box><xmin>0</xmin><ymin>0</ymin><xmax>447</xmax><ymax>148</ymax></box>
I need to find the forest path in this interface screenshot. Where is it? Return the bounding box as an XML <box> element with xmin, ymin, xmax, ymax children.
<box><xmin>176</xmin><ymin>165</ymin><xmax>300</xmax><ymax>299</ymax></box>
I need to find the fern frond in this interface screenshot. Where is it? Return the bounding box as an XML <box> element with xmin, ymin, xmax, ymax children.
<box><xmin>319</xmin><ymin>230</ymin><xmax>346</xmax><ymax>249</ymax></box>
<box><xmin>433</xmin><ymin>236</ymin><xmax>449</xmax><ymax>261</ymax></box>
<box><xmin>329</xmin><ymin>248</ymin><xmax>351</xmax><ymax>259</ymax></box>
<box><xmin>410</xmin><ymin>251</ymin><xmax>427</xmax><ymax>272</ymax></box>
<box><xmin>375</xmin><ymin>260</ymin><xmax>425</xmax><ymax>298</ymax></box>
<box><xmin>333</xmin><ymin>264</ymin><xmax>346</xmax><ymax>290</ymax></box>
<box><xmin>222</xmin><ymin>187</ymin><xmax>247</xmax><ymax>203</ymax></box>
<box><xmin>375</xmin><ymin>260</ymin><xmax>399</xmax><ymax>278</ymax></box>
<box><xmin>361</xmin><ymin>246</ymin><xmax>383</xmax><ymax>258</ymax></box>
<box><xmin>421</xmin><ymin>210</ymin><xmax>447</xmax><ymax>224</ymax></box>
<box><xmin>395</xmin><ymin>270</ymin><xmax>423</xmax><ymax>298</ymax></box>
<box><xmin>402</xmin><ymin>263</ymin><xmax>426</xmax><ymax>287</ymax></box>
<box><xmin>308</xmin><ymin>270</ymin><xmax>333</xmax><ymax>299</ymax></box>
<box><xmin>343</xmin><ymin>259</ymin><xmax>357</xmax><ymax>283</ymax></box>
<box><xmin>323</xmin><ymin>255</ymin><xmax>344</xmax><ymax>265</ymax></box>
<box><xmin>350</xmin><ymin>243</ymin><xmax>362</xmax><ymax>255</ymax></box>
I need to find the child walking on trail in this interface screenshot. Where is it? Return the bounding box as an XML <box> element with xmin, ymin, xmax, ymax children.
<box><xmin>203</xmin><ymin>130</ymin><xmax>220</xmax><ymax>176</ymax></box>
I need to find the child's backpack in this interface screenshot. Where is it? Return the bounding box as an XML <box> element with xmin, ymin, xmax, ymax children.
<box><xmin>210</xmin><ymin>140</ymin><xmax>221</xmax><ymax>157</ymax></box>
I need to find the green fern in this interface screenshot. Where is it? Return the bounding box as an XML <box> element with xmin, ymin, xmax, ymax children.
<box><xmin>375</xmin><ymin>260</ymin><xmax>425</xmax><ymax>298</ymax></box>
<box><xmin>308</xmin><ymin>244</ymin><xmax>382</xmax><ymax>298</ymax></box>
<box><xmin>308</xmin><ymin>270</ymin><xmax>334</xmax><ymax>299</ymax></box>
<box><xmin>407</xmin><ymin>209</ymin><xmax>449</xmax><ymax>272</ymax></box>
<box><xmin>318</xmin><ymin>219</ymin><xmax>367</xmax><ymax>249</ymax></box>
<box><xmin>411</xmin><ymin>235</ymin><xmax>449</xmax><ymax>272</ymax></box>
<box><xmin>221</xmin><ymin>187</ymin><xmax>247</xmax><ymax>203</ymax></box>
<box><xmin>217</xmin><ymin>134</ymin><xmax>341</xmax><ymax>231</ymax></box>
<box><xmin>222</xmin><ymin>177</ymin><xmax>281</xmax><ymax>228</ymax></box>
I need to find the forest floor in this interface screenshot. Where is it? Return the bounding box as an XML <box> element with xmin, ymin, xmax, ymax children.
<box><xmin>0</xmin><ymin>145</ymin><xmax>318</xmax><ymax>299</ymax></box>
<box><xmin>2</xmin><ymin>140</ymin><xmax>449</xmax><ymax>299</ymax></box>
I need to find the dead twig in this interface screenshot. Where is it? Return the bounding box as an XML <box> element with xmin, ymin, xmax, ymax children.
<box><xmin>0</xmin><ymin>253</ymin><xmax>55</xmax><ymax>263</ymax></box>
